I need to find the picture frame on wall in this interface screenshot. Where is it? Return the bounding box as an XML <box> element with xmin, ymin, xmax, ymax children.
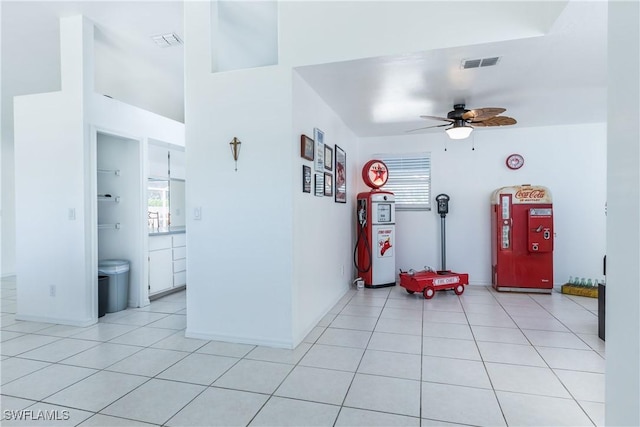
<box><xmin>324</xmin><ymin>145</ymin><xmax>333</xmax><ymax>171</ymax></box>
<box><xmin>313</xmin><ymin>128</ymin><xmax>325</xmax><ymax>172</ymax></box>
<box><xmin>302</xmin><ymin>165</ymin><xmax>311</xmax><ymax>193</ymax></box>
<box><xmin>300</xmin><ymin>135</ymin><xmax>314</xmax><ymax>161</ymax></box>
<box><xmin>324</xmin><ymin>172</ymin><xmax>333</xmax><ymax>197</ymax></box>
<box><xmin>314</xmin><ymin>173</ymin><xmax>324</xmax><ymax>197</ymax></box>
<box><xmin>334</xmin><ymin>145</ymin><xmax>346</xmax><ymax>203</ymax></box>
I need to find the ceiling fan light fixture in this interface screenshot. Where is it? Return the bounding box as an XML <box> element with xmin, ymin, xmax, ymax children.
<box><xmin>445</xmin><ymin>124</ymin><xmax>473</xmax><ymax>140</ymax></box>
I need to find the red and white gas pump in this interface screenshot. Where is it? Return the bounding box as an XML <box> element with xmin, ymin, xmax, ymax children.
<box><xmin>354</xmin><ymin>160</ymin><xmax>396</xmax><ymax>288</ymax></box>
<box><xmin>491</xmin><ymin>185</ymin><xmax>554</xmax><ymax>292</ymax></box>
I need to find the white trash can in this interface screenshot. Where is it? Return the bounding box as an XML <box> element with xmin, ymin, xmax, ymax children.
<box><xmin>98</xmin><ymin>259</ymin><xmax>130</xmax><ymax>313</ymax></box>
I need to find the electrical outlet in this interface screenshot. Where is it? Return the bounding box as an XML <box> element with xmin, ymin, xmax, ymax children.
<box><xmin>49</xmin><ymin>285</ymin><xmax>56</xmax><ymax>297</ymax></box>
<box><xmin>68</xmin><ymin>208</ymin><xmax>76</xmax><ymax>220</ymax></box>
<box><xmin>194</xmin><ymin>207</ymin><xmax>202</xmax><ymax>220</ymax></box>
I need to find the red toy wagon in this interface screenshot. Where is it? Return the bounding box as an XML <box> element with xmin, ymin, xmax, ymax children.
<box><xmin>400</xmin><ymin>268</ymin><xmax>469</xmax><ymax>299</ymax></box>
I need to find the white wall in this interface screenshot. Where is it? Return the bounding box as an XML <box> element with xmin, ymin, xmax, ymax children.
<box><xmin>291</xmin><ymin>71</ymin><xmax>359</xmax><ymax>345</ymax></box>
<box><xmin>606</xmin><ymin>1</ymin><xmax>640</xmax><ymax>425</ymax></box>
<box><xmin>94</xmin><ymin>41</ymin><xmax>184</xmax><ymax>124</ymax></box>
<box><xmin>358</xmin><ymin>123</ymin><xmax>607</xmax><ymax>287</ymax></box>
<box><xmin>183</xmin><ymin>67</ymin><xmax>294</xmax><ymax>347</ymax></box>
<box><xmin>1</xmin><ymin>136</ymin><xmax>13</xmax><ymax>278</ymax></box>
<box><xmin>213</xmin><ymin>1</ymin><xmax>278</xmax><ymax>72</ymax></box>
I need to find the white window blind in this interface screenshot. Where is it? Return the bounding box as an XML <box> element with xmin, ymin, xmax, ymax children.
<box><xmin>375</xmin><ymin>153</ymin><xmax>431</xmax><ymax>211</ymax></box>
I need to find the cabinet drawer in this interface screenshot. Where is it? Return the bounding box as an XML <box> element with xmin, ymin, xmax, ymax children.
<box><xmin>174</xmin><ymin>270</ymin><xmax>187</xmax><ymax>286</ymax></box>
<box><xmin>173</xmin><ymin>246</ymin><xmax>186</xmax><ymax>260</ymax></box>
<box><xmin>172</xmin><ymin>233</ymin><xmax>186</xmax><ymax>247</ymax></box>
<box><xmin>173</xmin><ymin>258</ymin><xmax>187</xmax><ymax>273</ymax></box>
<box><xmin>149</xmin><ymin>235</ymin><xmax>172</xmax><ymax>251</ymax></box>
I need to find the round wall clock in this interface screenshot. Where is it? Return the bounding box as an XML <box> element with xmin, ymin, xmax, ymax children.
<box><xmin>362</xmin><ymin>159</ymin><xmax>389</xmax><ymax>189</ymax></box>
<box><xmin>506</xmin><ymin>154</ymin><xmax>525</xmax><ymax>170</ymax></box>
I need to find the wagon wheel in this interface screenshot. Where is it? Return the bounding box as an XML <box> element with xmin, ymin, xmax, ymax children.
<box><xmin>454</xmin><ymin>284</ymin><xmax>465</xmax><ymax>295</ymax></box>
<box><xmin>423</xmin><ymin>286</ymin><xmax>435</xmax><ymax>299</ymax></box>
<box><xmin>406</xmin><ymin>289</ymin><xmax>415</xmax><ymax>294</ymax></box>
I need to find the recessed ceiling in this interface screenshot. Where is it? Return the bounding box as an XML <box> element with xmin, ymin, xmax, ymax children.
<box><xmin>295</xmin><ymin>1</ymin><xmax>607</xmax><ymax>137</ymax></box>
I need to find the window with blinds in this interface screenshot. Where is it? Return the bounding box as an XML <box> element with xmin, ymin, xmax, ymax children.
<box><xmin>375</xmin><ymin>153</ymin><xmax>431</xmax><ymax>211</ymax></box>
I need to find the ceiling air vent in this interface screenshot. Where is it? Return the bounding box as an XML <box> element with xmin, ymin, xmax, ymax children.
<box><xmin>461</xmin><ymin>56</ymin><xmax>501</xmax><ymax>69</ymax></box>
<box><xmin>151</xmin><ymin>33</ymin><xmax>183</xmax><ymax>48</ymax></box>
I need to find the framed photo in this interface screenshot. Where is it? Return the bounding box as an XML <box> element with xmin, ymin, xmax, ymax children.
<box><xmin>324</xmin><ymin>172</ymin><xmax>333</xmax><ymax>197</ymax></box>
<box><xmin>302</xmin><ymin>165</ymin><xmax>311</xmax><ymax>193</ymax></box>
<box><xmin>300</xmin><ymin>135</ymin><xmax>314</xmax><ymax>161</ymax></box>
<box><xmin>314</xmin><ymin>173</ymin><xmax>324</xmax><ymax>197</ymax></box>
<box><xmin>334</xmin><ymin>145</ymin><xmax>346</xmax><ymax>203</ymax></box>
<box><xmin>324</xmin><ymin>145</ymin><xmax>333</xmax><ymax>171</ymax></box>
<box><xmin>313</xmin><ymin>128</ymin><xmax>324</xmax><ymax>172</ymax></box>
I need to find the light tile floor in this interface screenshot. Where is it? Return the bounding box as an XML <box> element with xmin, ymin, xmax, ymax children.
<box><xmin>1</xmin><ymin>276</ymin><xmax>605</xmax><ymax>426</ymax></box>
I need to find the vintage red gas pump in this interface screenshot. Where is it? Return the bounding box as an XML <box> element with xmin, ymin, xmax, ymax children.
<box><xmin>491</xmin><ymin>185</ymin><xmax>554</xmax><ymax>292</ymax></box>
<box><xmin>354</xmin><ymin>160</ymin><xmax>396</xmax><ymax>288</ymax></box>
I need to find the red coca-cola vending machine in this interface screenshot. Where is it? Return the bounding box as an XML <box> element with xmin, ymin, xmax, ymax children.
<box><xmin>491</xmin><ymin>185</ymin><xmax>554</xmax><ymax>292</ymax></box>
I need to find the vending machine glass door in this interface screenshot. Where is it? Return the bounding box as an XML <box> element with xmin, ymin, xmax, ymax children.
<box><xmin>501</xmin><ymin>195</ymin><xmax>511</xmax><ymax>249</ymax></box>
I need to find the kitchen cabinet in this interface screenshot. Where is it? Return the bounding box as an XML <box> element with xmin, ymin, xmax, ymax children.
<box><xmin>148</xmin><ymin>143</ymin><xmax>184</xmax><ymax>179</ymax></box>
<box><xmin>170</xmin><ymin>148</ymin><xmax>186</xmax><ymax>180</ymax></box>
<box><xmin>172</xmin><ymin>233</ymin><xmax>187</xmax><ymax>286</ymax></box>
<box><xmin>149</xmin><ymin>144</ymin><xmax>169</xmax><ymax>179</ymax></box>
<box><xmin>149</xmin><ymin>233</ymin><xmax>186</xmax><ymax>296</ymax></box>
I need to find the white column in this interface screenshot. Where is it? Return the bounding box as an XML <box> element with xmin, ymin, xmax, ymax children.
<box><xmin>60</xmin><ymin>15</ymin><xmax>94</xmax><ymax>101</ymax></box>
<box><xmin>606</xmin><ymin>1</ymin><xmax>640</xmax><ymax>425</ymax></box>
<box><xmin>14</xmin><ymin>16</ymin><xmax>96</xmax><ymax>326</ymax></box>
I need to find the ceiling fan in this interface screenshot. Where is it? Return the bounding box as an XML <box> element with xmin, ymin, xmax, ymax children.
<box><xmin>408</xmin><ymin>104</ymin><xmax>517</xmax><ymax>139</ymax></box>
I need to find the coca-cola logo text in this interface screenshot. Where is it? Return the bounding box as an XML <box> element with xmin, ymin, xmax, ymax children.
<box><xmin>515</xmin><ymin>189</ymin><xmax>546</xmax><ymax>199</ymax></box>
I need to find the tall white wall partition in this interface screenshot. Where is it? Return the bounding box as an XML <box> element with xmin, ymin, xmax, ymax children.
<box><xmin>185</xmin><ymin>2</ymin><xmax>294</xmax><ymax>346</ymax></box>
<box><xmin>14</xmin><ymin>16</ymin><xmax>95</xmax><ymax>325</ymax></box>
<box><xmin>14</xmin><ymin>91</ymin><xmax>93</xmax><ymax>324</ymax></box>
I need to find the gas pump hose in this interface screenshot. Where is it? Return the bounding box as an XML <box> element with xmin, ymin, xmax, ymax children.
<box><xmin>353</xmin><ymin>224</ymin><xmax>372</xmax><ymax>273</ymax></box>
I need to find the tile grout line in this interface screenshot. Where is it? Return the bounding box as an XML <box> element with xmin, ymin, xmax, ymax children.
<box><xmin>332</xmin><ymin>287</ymin><xmax>392</xmax><ymax>425</ymax></box>
<box><xmin>461</xmin><ymin>287</ymin><xmax>510</xmax><ymax>426</ymax></box>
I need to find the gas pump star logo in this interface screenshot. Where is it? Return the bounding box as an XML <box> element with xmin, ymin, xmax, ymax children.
<box><xmin>369</xmin><ymin>163</ymin><xmax>388</xmax><ymax>185</ymax></box>
<box><xmin>362</xmin><ymin>159</ymin><xmax>389</xmax><ymax>189</ymax></box>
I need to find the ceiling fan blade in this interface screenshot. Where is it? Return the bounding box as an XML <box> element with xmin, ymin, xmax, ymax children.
<box><xmin>462</xmin><ymin>107</ymin><xmax>506</xmax><ymax>121</ymax></box>
<box><xmin>420</xmin><ymin>115</ymin><xmax>453</xmax><ymax>122</ymax></box>
<box><xmin>471</xmin><ymin>116</ymin><xmax>517</xmax><ymax>127</ymax></box>
<box><xmin>406</xmin><ymin>123</ymin><xmax>451</xmax><ymax>133</ymax></box>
